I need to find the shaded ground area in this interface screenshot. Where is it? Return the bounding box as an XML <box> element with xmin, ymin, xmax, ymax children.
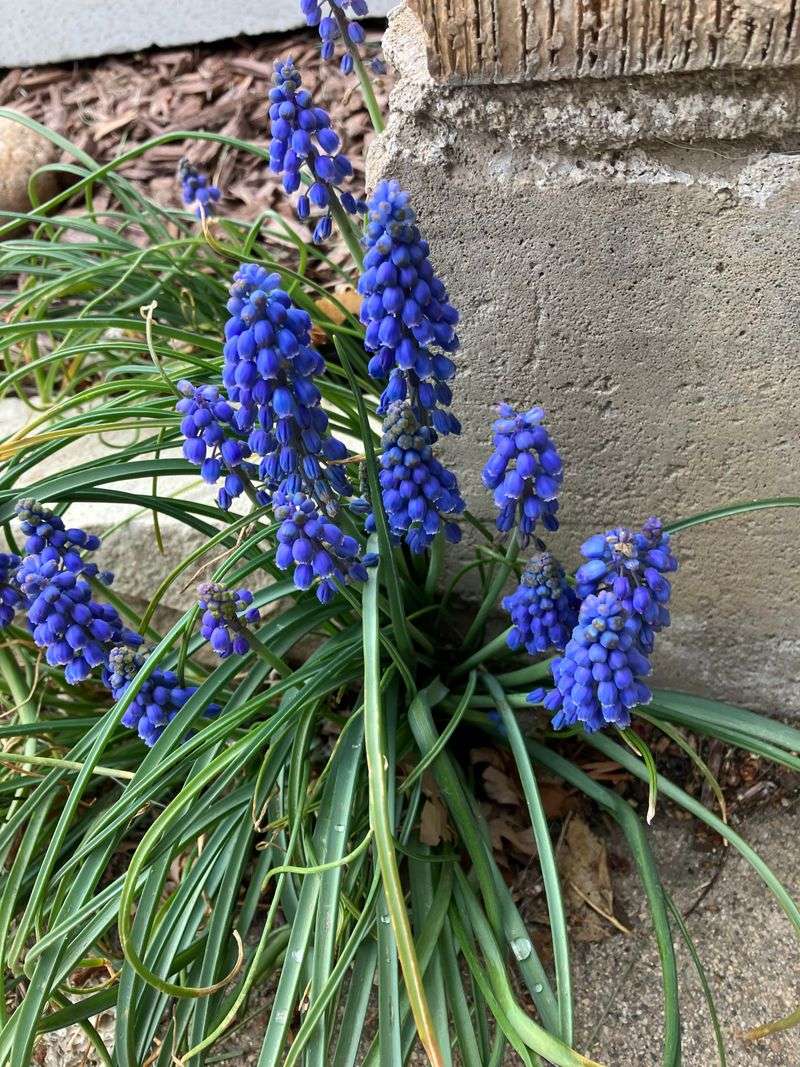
<box><xmin>0</xmin><ymin>25</ymin><xmax>391</xmax><ymax>227</ymax></box>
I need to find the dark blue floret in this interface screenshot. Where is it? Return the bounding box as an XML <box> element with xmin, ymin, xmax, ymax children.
<box><xmin>273</xmin><ymin>489</ymin><xmax>371</xmax><ymax>602</ymax></box>
<box><xmin>268</xmin><ymin>58</ymin><xmax>363</xmax><ymax>240</ymax></box>
<box><xmin>176</xmin><ymin>380</ymin><xmax>251</xmax><ymax>511</ymax></box>
<box><xmin>178</xmin><ymin>157</ymin><xmax>221</xmax><ymax>219</ymax></box>
<box><xmin>533</xmin><ymin>590</ymin><xmax>652</xmax><ymax>733</ymax></box>
<box><xmin>198</xmin><ymin>582</ymin><xmax>261</xmax><ymax>657</ymax></box>
<box><xmin>300</xmin><ymin>0</ymin><xmax>370</xmax><ymax>71</ymax></box>
<box><xmin>105</xmin><ymin>645</ymin><xmax>220</xmax><ymax>747</ymax></box>
<box><xmin>482</xmin><ymin>405</ymin><xmax>562</xmax><ymax>545</ymax></box>
<box><xmin>503</xmin><ymin>551</ymin><xmax>578</xmax><ymax>655</ymax></box>
<box><xmin>0</xmin><ymin>552</ymin><xmax>23</xmax><ymax>629</ymax></box>
<box><xmin>358</xmin><ymin>179</ymin><xmax>460</xmax><ymax>434</ymax></box>
<box><xmin>373</xmin><ymin>401</ymin><xmax>464</xmax><ymax>553</ymax></box>
<box><xmin>575</xmin><ymin>517</ymin><xmax>677</xmax><ymax>653</ymax></box>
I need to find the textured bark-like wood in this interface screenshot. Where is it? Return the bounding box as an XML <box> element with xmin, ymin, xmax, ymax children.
<box><xmin>408</xmin><ymin>0</ymin><xmax>800</xmax><ymax>82</ymax></box>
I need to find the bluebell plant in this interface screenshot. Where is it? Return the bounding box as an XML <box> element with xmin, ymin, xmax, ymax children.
<box><xmin>2</xmin><ymin>18</ymin><xmax>796</xmax><ymax>1067</ymax></box>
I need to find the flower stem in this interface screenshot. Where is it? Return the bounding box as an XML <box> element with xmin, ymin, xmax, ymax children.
<box><xmin>332</xmin><ymin>10</ymin><xmax>386</xmax><ymax>134</ymax></box>
<box><xmin>462</xmin><ymin>530</ymin><xmax>519</xmax><ymax>649</ymax></box>
<box><xmin>328</xmin><ymin>191</ymin><xmax>364</xmax><ymax>270</ymax></box>
<box><xmin>237</xmin><ymin>624</ymin><xmax>291</xmax><ymax>677</ymax></box>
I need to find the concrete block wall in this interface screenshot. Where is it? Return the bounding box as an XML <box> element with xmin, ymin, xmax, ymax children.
<box><xmin>369</xmin><ymin>5</ymin><xmax>800</xmax><ymax>714</ymax></box>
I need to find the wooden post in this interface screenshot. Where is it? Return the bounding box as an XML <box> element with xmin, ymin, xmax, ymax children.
<box><xmin>408</xmin><ymin>0</ymin><xmax>800</xmax><ymax>82</ymax></box>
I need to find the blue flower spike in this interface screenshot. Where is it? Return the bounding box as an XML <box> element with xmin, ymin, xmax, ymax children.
<box><xmin>373</xmin><ymin>401</ymin><xmax>463</xmax><ymax>553</ymax></box>
<box><xmin>575</xmin><ymin>517</ymin><xmax>678</xmax><ymax>653</ymax></box>
<box><xmin>503</xmin><ymin>551</ymin><xmax>578</xmax><ymax>655</ymax></box>
<box><xmin>482</xmin><ymin>405</ymin><xmax>563</xmax><ymax>545</ymax></box>
<box><xmin>300</xmin><ymin>0</ymin><xmax>370</xmax><ymax>72</ymax></box>
<box><xmin>536</xmin><ymin>590</ymin><xmax>653</xmax><ymax>733</ymax></box>
<box><xmin>268</xmin><ymin>58</ymin><xmax>364</xmax><ymax>240</ymax></box>
<box><xmin>359</xmin><ymin>179</ymin><xmax>461</xmax><ymax>435</ymax></box>
<box><xmin>198</xmin><ymin>582</ymin><xmax>261</xmax><ymax>657</ymax></box>
<box><xmin>105</xmin><ymin>645</ymin><xmax>219</xmax><ymax>747</ymax></box>
<box><xmin>273</xmin><ymin>489</ymin><xmax>372</xmax><ymax>603</ymax></box>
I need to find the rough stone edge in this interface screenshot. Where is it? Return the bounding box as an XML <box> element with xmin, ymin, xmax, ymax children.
<box><xmin>370</xmin><ymin>3</ymin><xmax>800</xmax><ymax>167</ymax></box>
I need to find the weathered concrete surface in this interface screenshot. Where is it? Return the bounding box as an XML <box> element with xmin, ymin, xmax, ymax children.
<box><xmin>0</xmin><ymin>1</ymin><xmax>394</xmax><ymax>68</ymax></box>
<box><xmin>370</xmin><ymin>5</ymin><xmax>800</xmax><ymax>715</ymax></box>
<box><xmin>571</xmin><ymin>798</ymin><xmax>800</xmax><ymax>1065</ymax></box>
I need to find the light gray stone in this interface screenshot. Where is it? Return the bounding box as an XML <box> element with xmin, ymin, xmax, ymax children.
<box><xmin>0</xmin><ymin>0</ymin><xmax>395</xmax><ymax>67</ymax></box>
<box><xmin>0</xmin><ymin>113</ymin><xmax>57</xmax><ymax>215</ymax></box>
<box><xmin>370</xmin><ymin>5</ymin><xmax>800</xmax><ymax>716</ymax></box>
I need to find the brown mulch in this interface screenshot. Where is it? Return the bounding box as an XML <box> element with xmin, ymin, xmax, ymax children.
<box><xmin>0</xmin><ymin>26</ymin><xmax>392</xmax><ymax>227</ymax></box>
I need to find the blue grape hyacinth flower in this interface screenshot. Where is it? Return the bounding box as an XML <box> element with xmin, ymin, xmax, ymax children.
<box><xmin>503</xmin><ymin>551</ymin><xmax>578</xmax><ymax>655</ymax></box>
<box><xmin>222</xmin><ymin>263</ymin><xmax>354</xmax><ymax>509</ymax></box>
<box><xmin>482</xmin><ymin>405</ymin><xmax>562</xmax><ymax>544</ymax></box>
<box><xmin>268</xmin><ymin>58</ymin><xmax>363</xmax><ymax>239</ymax></box>
<box><xmin>105</xmin><ymin>645</ymin><xmax>220</xmax><ymax>747</ymax></box>
<box><xmin>273</xmin><ymin>489</ymin><xmax>372</xmax><ymax>602</ymax></box>
<box><xmin>198</xmin><ymin>582</ymin><xmax>261</xmax><ymax>657</ymax></box>
<box><xmin>575</xmin><ymin>517</ymin><xmax>677</xmax><ymax>653</ymax></box>
<box><xmin>358</xmin><ymin>179</ymin><xmax>460</xmax><ymax>435</ymax></box>
<box><xmin>531</xmin><ymin>590</ymin><xmax>652</xmax><ymax>733</ymax></box>
<box><xmin>300</xmin><ymin>0</ymin><xmax>370</xmax><ymax>73</ymax></box>
<box><xmin>16</xmin><ymin>547</ymin><xmax>140</xmax><ymax>684</ymax></box>
<box><xmin>176</xmin><ymin>380</ymin><xmax>251</xmax><ymax>510</ymax></box>
<box><xmin>373</xmin><ymin>401</ymin><xmax>464</xmax><ymax>553</ymax></box>
<box><xmin>178</xmin><ymin>157</ymin><xmax>221</xmax><ymax>219</ymax></box>
<box><xmin>15</xmin><ymin>499</ymin><xmax>105</xmax><ymax>577</ymax></box>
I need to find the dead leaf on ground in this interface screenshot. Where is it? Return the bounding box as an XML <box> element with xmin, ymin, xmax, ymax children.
<box><xmin>558</xmin><ymin>814</ymin><xmax>616</xmax><ymax>942</ymax></box>
<box><xmin>420</xmin><ymin>796</ymin><xmax>449</xmax><ymax>846</ymax></box>
<box><xmin>310</xmin><ymin>286</ymin><xmax>362</xmax><ymax>345</ymax></box>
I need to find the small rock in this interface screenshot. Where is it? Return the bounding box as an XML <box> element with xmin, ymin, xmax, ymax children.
<box><xmin>0</xmin><ymin>113</ymin><xmax>58</xmax><ymax>215</ymax></box>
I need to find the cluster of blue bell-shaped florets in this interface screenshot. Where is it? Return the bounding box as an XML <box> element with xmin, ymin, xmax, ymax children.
<box><xmin>178</xmin><ymin>158</ymin><xmax>221</xmax><ymax>219</ymax></box>
<box><xmin>503</xmin><ymin>551</ymin><xmax>578</xmax><ymax>656</ymax></box>
<box><xmin>268</xmin><ymin>59</ymin><xmax>363</xmax><ymax>241</ymax></box>
<box><xmin>198</xmin><ymin>582</ymin><xmax>261</xmax><ymax>657</ymax></box>
<box><xmin>105</xmin><ymin>645</ymin><xmax>220</xmax><ymax>747</ymax></box>
<box><xmin>483</xmin><ymin>405</ymin><xmax>562</xmax><ymax>544</ymax></box>
<box><xmin>371</xmin><ymin>401</ymin><xmax>464</xmax><ymax>553</ymax></box>
<box><xmin>1</xmin><ymin>502</ymin><xmax>142</xmax><ymax>686</ymax></box>
<box><xmin>574</xmin><ymin>517</ymin><xmax>677</xmax><ymax>653</ymax></box>
<box><xmin>300</xmin><ymin>0</ymin><xmax>370</xmax><ymax>73</ymax></box>
<box><xmin>531</xmin><ymin>591</ymin><xmax>654</xmax><ymax>732</ymax></box>
<box><xmin>274</xmin><ymin>489</ymin><xmax>374</xmax><ymax>601</ymax></box>
<box><xmin>359</xmin><ymin>180</ymin><xmax>460</xmax><ymax>434</ymax></box>
<box><xmin>179</xmin><ymin>263</ymin><xmax>355</xmax><ymax>520</ymax></box>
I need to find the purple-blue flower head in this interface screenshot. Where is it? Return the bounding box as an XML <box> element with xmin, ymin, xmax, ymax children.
<box><xmin>534</xmin><ymin>590</ymin><xmax>652</xmax><ymax>733</ymax></box>
<box><xmin>482</xmin><ymin>405</ymin><xmax>562</xmax><ymax>544</ymax></box>
<box><xmin>373</xmin><ymin>401</ymin><xmax>464</xmax><ymax>554</ymax></box>
<box><xmin>16</xmin><ymin>547</ymin><xmax>140</xmax><ymax>685</ymax></box>
<box><xmin>273</xmin><ymin>489</ymin><xmax>371</xmax><ymax>602</ymax></box>
<box><xmin>221</xmin><ymin>263</ymin><xmax>353</xmax><ymax>510</ymax></box>
<box><xmin>15</xmin><ymin>499</ymin><xmax>103</xmax><ymax>577</ymax></box>
<box><xmin>300</xmin><ymin>0</ymin><xmax>370</xmax><ymax>72</ymax></box>
<box><xmin>575</xmin><ymin>517</ymin><xmax>677</xmax><ymax>652</ymax></box>
<box><xmin>503</xmin><ymin>551</ymin><xmax>578</xmax><ymax>655</ymax></box>
<box><xmin>178</xmin><ymin>157</ymin><xmax>221</xmax><ymax>219</ymax></box>
<box><xmin>105</xmin><ymin>645</ymin><xmax>219</xmax><ymax>747</ymax></box>
<box><xmin>358</xmin><ymin>179</ymin><xmax>460</xmax><ymax>435</ymax></box>
<box><xmin>268</xmin><ymin>58</ymin><xmax>362</xmax><ymax>240</ymax></box>
<box><xmin>176</xmin><ymin>380</ymin><xmax>251</xmax><ymax>510</ymax></box>
<box><xmin>198</xmin><ymin>582</ymin><xmax>261</xmax><ymax>658</ymax></box>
